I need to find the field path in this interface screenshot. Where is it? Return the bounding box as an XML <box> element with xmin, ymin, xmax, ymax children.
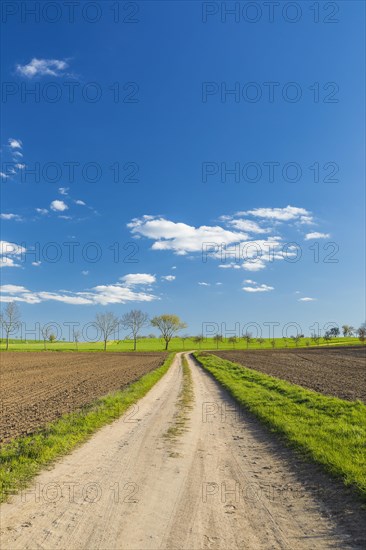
<box><xmin>1</xmin><ymin>353</ymin><xmax>365</xmax><ymax>549</ymax></box>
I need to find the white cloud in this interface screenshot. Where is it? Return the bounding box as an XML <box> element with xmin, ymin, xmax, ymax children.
<box><xmin>242</xmin><ymin>281</ymin><xmax>274</xmax><ymax>293</ymax></box>
<box><xmin>8</xmin><ymin>138</ymin><xmax>22</xmax><ymax>149</ymax></box>
<box><xmin>16</xmin><ymin>58</ymin><xmax>69</xmax><ymax>78</ymax></box>
<box><xmin>242</xmin><ymin>260</ymin><xmax>267</xmax><ymax>271</ymax></box>
<box><xmin>198</xmin><ymin>281</ymin><xmax>210</xmax><ymax>286</ymax></box>
<box><xmin>161</xmin><ymin>275</ymin><xmax>175</xmax><ymax>282</ymax></box>
<box><xmin>75</xmin><ymin>199</ymin><xmax>86</xmax><ymax>206</ymax></box>
<box><xmin>225</xmin><ymin>217</ymin><xmax>270</xmax><ymax>234</ymax></box>
<box><xmin>128</xmin><ymin>215</ymin><xmax>250</xmax><ymax>255</ymax></box>
<box><xmin>36</xmin><ymin>208</ymin><xmax>48</xmax><ymax>215</ymax></box>
<box><xmin>32</xmin><ymin>261</ymin><xmax>42</xmax><ymax>267</ymax></box>
<box><xmin>50</xmin><ymin>200</ymin><xmax>68</xmax><ymax>212</ymax></box>
<box><xmin>0</xmin><ymin>213</ymin><xmax>22</xmax><ymax>221</ymax></box>
<box><xmin>59</xmin><ymin>187</ymin><xmax>69</xmax><ymax>196</ymax></box>
<box><xmin>12</xmin><ymin>151</ymin><xmax>23</xmax><ymax>158</ymax></box>
<box><xmin>304</xmin><ymin>232</ymin><xmax>330</xmax><ymax>240</ymax></box>
<box><xmin>0</xmin><ymin>240</ymin><xmax>26</xmax><ymax>256</ymax></box>
<box><xmin>15</xmin><ymin>163</ymin><xmax>26</xmax><ymax>170</ymax></box>
<box><xmin>216</xmin><ymin>282</ymin><xmax>222</xmax><ymax>286</ymax></box>
<box><xmin>299</xmin><ymin>297</ymin><xmax>316</xmax><ymax>302</ymax></box>
<box><xmin>82</xmin><ymin>270</ymin><xmax>89</xmax><ymax>275</ymax></box>
<box><xmin>0</xmin><ymin>257</ymin><xmax>21</xmax><ymax>268</ymax></box>
<box><xmin>0</xmin><ymin>172</ymin><xmax>9</xmax><ymax>179</ymax></box>
<box><xmin>0</xmin><ymin>241</ymin><xmax>26</xmax><ymax>268</ymax></box>
<box><xmin>0</xmin><ymin>275</ymin><xmax>159</xmax><ymax>306</ymax></box>
<box><xmin>243</xmin><ymin>205</ymin><xmax>313</xmax><ymax>224</ymax></box>
<box><xmin>120</xmin><ymin>273</ymin><xmax>156</xmax><ymax>286</ymax></box>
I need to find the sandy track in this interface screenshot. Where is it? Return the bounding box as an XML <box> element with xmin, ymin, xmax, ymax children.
<box><xmin>1</xmin><ymin>353</ymin><xmax>365</xmax><ymax>549</ymax></box>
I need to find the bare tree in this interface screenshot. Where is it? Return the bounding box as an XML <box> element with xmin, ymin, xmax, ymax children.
<box><xmin>291</xmin><ymin>334</ymin><xmax>301</xmax><ymax>347</ymax></box>
<box><xmin>0</xmin><ymin>302</ymin><xmax>21</xmax><ymax>350</ymax></box>
<box><xmin>181</xmin><ymin>334</ymin><xmax>189</xmax><ymax>350</ymax></box>
<box><xmin>94</xmin><ymin>312</ymin><xmax>120</xmax><ymax>351</ymax></box>
<box><xmin>73</xmin><ymin>329</ymin><xmax>81</xmax><ymax>351</ymax></box>
<box><xmin>357</xmin><ymin>325</ymin><xmax>366</xmax><ymax>344</ymax></box>
<box><xmin>193</xmin><ymin>335</ymin><xmax>204</xmax><ymax>349</ymax></box>
<box><xmin>228</xmin><ymin>336</ymin><xmax>237</xmax><ymax>349</ymax></box>
<box><xmin>213</xmin><ymin>334</ymin><xmax>223</xmax><ymax>349</ymax></box>
<box><xmin>121</xmin><ymin>310</ymin><xmax>149</xmax><ymax>351</ymax></box>
<box><xmin>41</xmin><ymin>325</ymin><xmax>53</xmax><ymax>351</ymax></box>
<box><xmin>150</xmin><ymin>314</ymin><xmax>187</xmax><ymax>350</ymax></box>
<box><xmin>243</xmin><ymin>331</ymin><xmax>252</xmax><ymax>349</ymax></box>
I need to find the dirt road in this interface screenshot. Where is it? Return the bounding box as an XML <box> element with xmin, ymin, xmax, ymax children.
<box><xmin>1</xmin><ymin>353</ymin><xmax>365</xmax><ymax>549</ymax></box>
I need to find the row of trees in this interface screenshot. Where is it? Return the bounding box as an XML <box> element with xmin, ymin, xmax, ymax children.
<box><xmin>190</xmin><ymin>326</ymin><xmax>366</xmax><ymax>350</ymax></box>
<box><xmin>1</xmin><ymin>302</ymin><xmax>366</xmax><ymax>351</ymax></box>
<box><xmin>94</xmin><ymin>311</ymin><xmax>187</xmax><ymax>351</ymax></box>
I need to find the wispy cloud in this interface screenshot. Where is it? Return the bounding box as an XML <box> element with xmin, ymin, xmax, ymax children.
<box><xmin>8</xmin><ymin>138</ymin><xmax>22</xmax><ymax>149</ymax></box>
<box><xmin>242</xmin><ymin>281</ymin><xmax>274</xmax><ymax>293</ymax></box>
<box><xmin>0</xmin><ymin>274</ymin><xmax>159</xmax><ymax>305</ymax></box>
<box><xmin>161</xmin><ymin>275</ymin><xmax>175</xmax><ymax>282</ymax></box>
<box><xmin>298</xmin><ymin>297</ymin><xmax>316</xmax><ymax>302</ymax></box>
<box><xmin>0</xmin><ymin>213</ymin><xmax>22</xmax><ymax>221</ymax></box>
<box><xmin>304</xmin><ymin>232</ymin><xmax>330</xmax><ymax>240</ymax></box>
<box><xmin>16</xmin><ymin>58</ymin><xmax>69</xmax><ymax>78</ymax></box>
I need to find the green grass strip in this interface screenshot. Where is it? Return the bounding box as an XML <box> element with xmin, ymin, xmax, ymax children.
<box><xmin>194</xmin><ymin>352</ymin><xmax>366</xmax><ymax>499</ymax></box>
<box><xmin>0</xmin><ymin>353</ymin><xmax>175</xmax><ymax>503</ymax></box>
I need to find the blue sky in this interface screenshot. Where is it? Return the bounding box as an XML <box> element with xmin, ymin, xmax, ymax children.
<box><xmin>1</xmin><ymin>1</ymin><xmax>365</xmax><ymax>339</ymax></box>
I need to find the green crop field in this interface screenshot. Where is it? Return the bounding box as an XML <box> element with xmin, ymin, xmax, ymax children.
<box><xmin>0</xmin><ymin>336</ymin><xmax>361</xmax><ymax>353</ymax></box>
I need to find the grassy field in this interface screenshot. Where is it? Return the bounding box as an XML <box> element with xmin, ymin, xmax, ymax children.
<box><xmin>194</xmin><ymin>352</ymin><xmax>366</xmax><ymax>499</ymax></box>
<box><xmin>0</xmin><ymin>336</ymin><xmax>361</xmax><ymax>352</ymax></box>
<box><xmin>0</xmin><ymin>353</ymin><xmax>175</xmax><ymax>503</ymax></box>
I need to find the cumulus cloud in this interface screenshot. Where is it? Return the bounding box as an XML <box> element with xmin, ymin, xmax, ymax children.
<box><xmin>304</xmin><ymin>232</ymin><xmax>330</xmax><ymax>240</ymax></box>
<box><xmin>128</xmin><ymin>215</ymin><xmax>250</xmax><ymax>255</ymax></box>
<box><xmin>50</xmin><ymin>200</ymin><xmax>68</xmax><ymax>212</ymax></box>
<box><xmin>0</xmin><ymin>213</ymin><xmax>22</xmax><ymax>221</ymax></box>
<box><xmin>16</xmin><ymin>58</ymin><xmax>69</xmax><ymax>78</ymax></box>
<box><xmin>127</xmin><ymin>209</ymin><xmax>325</xmax><ymax>274</ymax></box>
<box><xmin>0</xmin><ymin>241</ymin><xmax>26</xmax><ymax>268</ymax></box>
<box><xmin>298</xmin><ymin>297</ymin><xmax>316</xmax><ymax>302</ymax></box>
<box><xmin>0</xmin><ymin>275</ymin><xmax>159</xmax><ymax>305</ymax></box>
<box><xmin>8</xmin><ymin>138</ymin><xmax>22</xmax><ymax>149</ymax></box>
<box><xmin>242</xmin><ymin>281</ymin><xmax>274</xmax><ymax>293</ymax></box>
<box><xmin>161</xmin><ymin>275</ymin><xmax>175</xmax><ymax>282</ymax></box>
<box><xmin>120</xmin><ymin>273</ymin><xmax>156</xmax><ymax>286</ymax></box>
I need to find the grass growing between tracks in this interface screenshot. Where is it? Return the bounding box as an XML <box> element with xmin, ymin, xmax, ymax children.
<box><xmin>0</xmin><ymin>353</ymin><xmax>175</xmax><ymax>503</ymax></box>
<box><xmin>164</xmin><ymin>355</ymin><xmax>194</xmax><ymax>445</ymax></box>
<box><xmin>195</xmin><ymin>352</ymin><xmax>366</xmax><ymax>499</ymax></box>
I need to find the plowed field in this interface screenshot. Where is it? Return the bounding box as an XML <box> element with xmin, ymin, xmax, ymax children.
<box><xmin>0</xmin><ymin>352</ymin><xmax>167</xmax><ymax>443</ymax></box>
<box><xmin>211</xmin><ymin>346</ymin><xmax>366</xmax><ymax>402</ymax></box>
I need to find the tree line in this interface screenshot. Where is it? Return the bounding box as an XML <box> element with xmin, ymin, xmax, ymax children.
<box><xmin>1</xmin><ymin>301</ymin><xmax>366</xmax><ymax>351</ymax></box>
<box><xmin>0</xmin><ymin>302</ymin><xmax>187</xmax><ymax>351</ymax></box>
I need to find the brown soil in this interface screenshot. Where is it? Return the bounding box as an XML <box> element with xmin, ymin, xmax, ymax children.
<box><xmin>0</xmin><ymin>352</ymin><xmax>167</xmax><ymax>443</ymax></box>
<box><xmin>211</xmin><ymin>346</ymin><xmax>366</xmax><ymax>402</ymax></box>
